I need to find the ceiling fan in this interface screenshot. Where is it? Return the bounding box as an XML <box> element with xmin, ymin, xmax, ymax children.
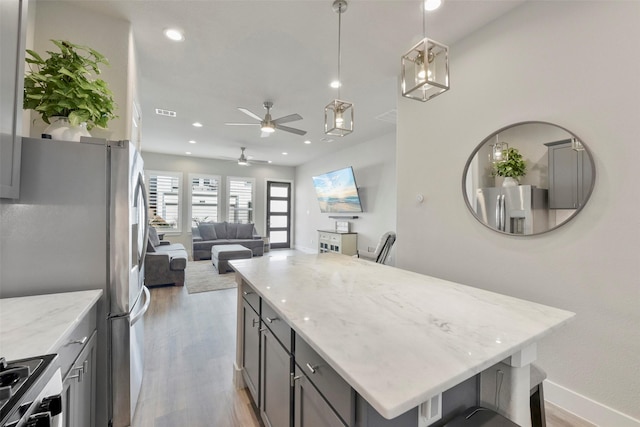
<box><xmin>225</xmin><ymin>101</ymin><xmax>307</xmax><ymax>137</ymax></box>
<box><xmin>236</xmin><ymin>147</ymin><xmax>270</xmax><ymax>166</ymax></box>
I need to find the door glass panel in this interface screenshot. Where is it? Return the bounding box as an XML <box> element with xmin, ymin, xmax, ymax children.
<box><xmin>269</xmin><ymin>200</ymin><xmax>288</xmax><ymax>213</ymax></box>
<box><xmin>270</xmin><ymin>185</ymin><xmax>289</xmax><ymax>198</ymax></box>
<box><xmin>269</xmin><ymin>215</ymin><xmax>287</xmax><ymax>228</ymax></box>
<box><xmin>269</xmin><ymin>231</ymin><xmax>287</xmax><ymax>244</ymax></box>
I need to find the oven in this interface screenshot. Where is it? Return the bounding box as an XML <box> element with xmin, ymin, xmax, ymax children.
<box><xmin>0</xmin><ymin>355</ymin><xmax>63</xmax><ymax>427</ymax></box>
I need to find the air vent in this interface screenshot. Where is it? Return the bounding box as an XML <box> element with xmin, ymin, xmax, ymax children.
<box><xmin>375</xmin><ymin>109</ymin><xmax>397</xmax><ymax>124</ymax></box>
<box><xmin>155</xmin><ymin>108</ymin><xmax>176</xmax><ymax>117</ymax></box>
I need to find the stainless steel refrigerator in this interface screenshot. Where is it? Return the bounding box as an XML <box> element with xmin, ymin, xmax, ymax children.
<box><xmin>475</xmin><ymin>185</ymin><xmax>548</xmax><ymax>234</ymax></box>
<box><xmin>0</xmin><ymin>136</ymin><xmax>150</xmax><ymax>427</ymax></box>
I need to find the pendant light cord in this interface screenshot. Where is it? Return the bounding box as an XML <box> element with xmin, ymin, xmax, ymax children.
<box><xmin>337</xmin><ymin>4</ymin><xmax>342</xmax><ymax>99</ymax></box>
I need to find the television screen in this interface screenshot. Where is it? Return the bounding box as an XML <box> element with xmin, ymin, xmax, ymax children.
<box><xmin>312</xmin><ymin>166</ymin><xmax>363</xmax><ymax>213</ymax></box>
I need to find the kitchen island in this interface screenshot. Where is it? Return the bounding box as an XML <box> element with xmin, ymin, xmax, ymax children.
<box><xmin>231</xmin><ymin>253</ymin><xmax>574</xmax><ymax>427</ymax></box>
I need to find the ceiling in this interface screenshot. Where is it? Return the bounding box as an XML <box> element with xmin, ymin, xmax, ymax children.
<box><xmin>77</xmin><ymin>0</ymin><xmax>524</xmax><ymax>166</ymax></box>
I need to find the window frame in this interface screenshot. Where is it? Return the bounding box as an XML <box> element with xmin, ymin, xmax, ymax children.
<box><xmin>188</xmin><ymin>173</ymin><xmax>222</xmax><ymax>228</ymax></box>
<box><xmin>145</xmin><ymin>170</ymin><xmax>183</xmax><ymax>233</ymax></box>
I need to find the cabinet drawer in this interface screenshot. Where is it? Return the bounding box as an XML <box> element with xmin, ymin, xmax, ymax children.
<box><xmin>242</xmin><ymin>281</ymin><xmax>260</xmax><ymax>314</ymax></box>
<box><xmin>295</xmin><ymin>335</ymin><xmax>354</xmax><ymax>425</ymax></box>
<box><xmin>319</xmin><ymin>232</ymin><xmax>330</xmax><ymax>241</ymax></box>
<box><xmin>262</xmin><ymin>301</ymin><xmax>291</xmax><ymax>352</ymax></box>
<box><xmin>57</xmin><ymin>305</ymin><xmax>97</xmax><ymax>378</ymax></box>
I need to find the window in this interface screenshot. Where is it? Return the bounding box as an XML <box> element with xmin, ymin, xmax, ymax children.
<box><xmin>227</xmin><ymin>177</ymin><xmax>255</xmax><ymax>224</ymax></box>
<box><xmin>146</xmin><ymin>171</ymin><xmax>182</xmax><ymax>232</ymax></box>
<box><xmin>189</xmin><ymin>174</ymin><xmax>220</xmax><ymax>227</ymax></box>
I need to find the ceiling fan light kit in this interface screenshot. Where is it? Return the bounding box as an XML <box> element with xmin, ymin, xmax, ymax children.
<box><xmin>325</xmin><ymin>0</ymin><xmax>354</xmax><ymax>136</ymax></box>
<box><xmin>225</xmin><ymin>101</ymin><xmax>306</xmax><ymax>137</ymax></box>
<box><xmin>401</xmin><ymin>2</ymin><xmax>450</xmax><ymax>102</ymax></box>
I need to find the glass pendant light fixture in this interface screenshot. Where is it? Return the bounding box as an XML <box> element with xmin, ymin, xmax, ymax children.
<box><xmin>571</xmin><ymin>138</ymin><xmax>585</xmax><ymax>151</ymax></box>
<box><xmin>401</xmin><ymin>1</ymin><xmax>450</xmax><ymax>101</ymax></box>
<box><xmin>490</xmin><ymin>135</ymin><xmax>508</xmax><ymax>163</ymax></box>
<box><xmin>325</xmin><ymin>0</ymin><xmax>353</xmax><ymax>136</ymax></box>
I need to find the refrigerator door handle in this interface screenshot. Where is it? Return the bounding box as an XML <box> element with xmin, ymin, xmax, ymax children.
<box><xmin>501</xmin><ymin>194</ymin><xmax>506</xmax><ymax>231</ymax></box>
<box><xmin>495</xmin><ymin>195</ymin><xmax>501</xmax><ymax>231</ymax></box>
<box><xmin>131</xmin><ymin>285</ymin><xmax>151</xmax><ymax>326</ymax></box>
<box><xmin>134</xmin><ymin>172</ymin><xmax>150</xmax><ymax>270</ymax></box>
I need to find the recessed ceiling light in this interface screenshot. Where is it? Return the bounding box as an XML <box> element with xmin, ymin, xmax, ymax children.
<box><xmin>192</xmin><ymin>122</ymin><xmax>203</xmax><ymax>127</ymax></box>
<box><xmin>424</xmin><ymin>0</ymin><xmax>442</xmax><ymax>11</ymax></box>
<box><xmin>304</xmin><ymin>140</ymin><xmax>311</xmax><ymax>144</ymax></box>
<box><xmin>282</xmin><ymin>152</ymin><xmax>288</xmax><ymax>155</ymax></box>
<box><xmin>185</xmin><ymin>151</ymin><xmax>192</xmax><ymax>155</ymax></box>
<box><xmin>330</xmin><ymin>80</ymin><xmax>341</xmax><ymax>88</ymax></box>
<box><xmin>320</xmin><ymin>137</ymin><xmax>334</xmax><ymax>143</ymax></box>
<box><xmin>268</xmin><ymin>160</ymin><xmax>273</xmax><ymax>164</ymax></box>
<box><xmin>188</xmin><ymin>140</ymin><xmax>196</xmax><ymax>144</ymax></box>
<box><xmin>164</xmin><ymin>28</ymin><xmax>185</xmax><ymax>42</ymax></box>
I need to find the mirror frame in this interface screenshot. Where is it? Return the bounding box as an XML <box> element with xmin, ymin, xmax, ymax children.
<box><xmin>462</xmin><ymin>121</ymin><xmax>596</xmax><ymax>236</ymax></box>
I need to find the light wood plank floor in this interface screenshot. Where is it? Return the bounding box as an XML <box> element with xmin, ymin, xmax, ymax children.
<box><xmin>132</xmin><ymin>259</ymin><xmax>595</xmax><ymax>427</ymax></box>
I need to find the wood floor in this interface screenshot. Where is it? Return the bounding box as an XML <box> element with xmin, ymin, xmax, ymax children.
<box><xmin>132</xmin><ymin>259</ymin><xmax>596</xmax><ymax>427</ymax></box>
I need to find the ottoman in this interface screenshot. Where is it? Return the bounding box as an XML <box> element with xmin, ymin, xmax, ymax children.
<box><xmin>212</xmin><ymin>244</ymin><xmax>253</xmax><ymax>274</ymax></box>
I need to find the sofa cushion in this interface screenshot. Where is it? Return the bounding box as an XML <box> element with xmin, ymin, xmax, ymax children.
<box><xmin>236</xmin><ymin>223</ymin><xmax>254</xmax><ymax>239</ymax></box>
<box><xmin>213</xmin><ymin>222</ymin><xmax>227</xmax><ymax>239</ymax></box>
<box><xmin>226</xmin><ymin>223</ymin><xmax>239</xmax><ymax>240</ymax></box>
<box><xmin>198</xmin><ymin>223</ymin><xmax>218</xmax><ymax>241</ymax></box>
<box><xmin>148</xmin><ymin>227</ymin><xmax>161</xmax><ymax>247</ymax></box>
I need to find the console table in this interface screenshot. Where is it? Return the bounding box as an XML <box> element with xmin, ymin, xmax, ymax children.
<box><xmin>230</xmin><ymin>253</ymin><xmax>575</xmax><ymax>427</ymax></box>
<box><xmin>318</xmin><ymin>229</ymin><xmax>357</xmax><ymax>256</ymax></box>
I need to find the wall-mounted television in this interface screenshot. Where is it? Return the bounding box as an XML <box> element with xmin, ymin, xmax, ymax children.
<box><xmin>312</xmin><ymin>166</ymin><xmax>363</xmax><ymax>213</ymax></box>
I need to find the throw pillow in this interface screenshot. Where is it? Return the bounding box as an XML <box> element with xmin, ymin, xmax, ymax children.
<box><xmin>146</xmin><ymin>240</ymin><xmax>156</xmax><ymax>252</ymax></box>
<box><xmin>148</xmin><ymin>227</ymin><xmax>160</xmax><ymax>247</ymax></box>
<box><xmin>226</xmin><ymin>223</ymin><xmax>239</xmax><ymax>240</ymax></box>
<box><xmin>236</xmin><ymin>223</ymin><xmax>254</xmax><ymax>239</ymax></box>
<box><xmin>213</xmin><ymin>222</ymin><xmax>227</xmax><ymax>239</ymax></box>
<box><xmin>198</xmin><ymin>223</ymin><xmax>217</xmax><ymax>241</ymax></box>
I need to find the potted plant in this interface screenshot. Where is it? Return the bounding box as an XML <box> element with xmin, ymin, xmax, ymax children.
<box><xmin>492</xmin><ymin>147</ymin><xmax>526</xmax><ymax>186</ymax></box>
<box><xmin>23</xmin><ymin>39</ymin><xmax>117</xmax><ymax>140</ymax></box>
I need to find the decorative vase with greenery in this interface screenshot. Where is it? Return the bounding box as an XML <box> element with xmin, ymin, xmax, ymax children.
<box><xmin>23</xmin><ymin>40</ymin><xmax>117</xmax><ymax>139</ymax></box>
<box><xmin>492</xmin><ymin>147</ymin><xmax>526</xmax><ymax>186</ymax></box>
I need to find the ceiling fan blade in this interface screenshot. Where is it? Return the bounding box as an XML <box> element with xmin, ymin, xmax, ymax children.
<box><xmin>275</xmin><ymin>124</ymin><xmax>307</xmax><ymax>136</ymax></box>
<box><xmin>225</xmin><ymin>122</ymin><xmax>260</xmax><ymax>126</ymax></box>
<box><xmin>273</xmin><ymin>113</ymin><xmax>302</xmax><ymax>125</ymax></box>
<box><xmin>238</xmin><ymin>108</ymin><xmax>262</xmax><ymax>121</ymax></box>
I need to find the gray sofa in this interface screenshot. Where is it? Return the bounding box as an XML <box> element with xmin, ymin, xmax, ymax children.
<box><xmin>192</xmin><ymin>221</ymin><xmax>264</xmax><ymax>261</ymax></box>
<box><xmin>145</xmin><ymin>227</ymin><xmax>187</xmax><ymax>287</ymax></box>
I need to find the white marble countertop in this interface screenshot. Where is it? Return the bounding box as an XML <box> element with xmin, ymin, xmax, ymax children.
<box><xmin>0</xmin><ymin>289</ymin><xmax>103</xmax><ymax>361</ymax></box>
<box><xmin>230</xmin><ymin>253</ymin><xmax>575</xmax><ymax>420</ymax></box>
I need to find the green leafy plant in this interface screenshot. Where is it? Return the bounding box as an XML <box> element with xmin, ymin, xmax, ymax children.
<box><xmin>492</xmin><ymin>147</ymin><xmax>526</xmax><ymax>179</ymax></box>
<box><xmin>23</xmin><ymin>40</ymin><xmax>117</xmax><ymax>130</ymax></box>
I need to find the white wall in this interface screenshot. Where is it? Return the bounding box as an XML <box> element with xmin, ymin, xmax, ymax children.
<box><xmin>294</xmin><ymin>133</ymin><xmax>396</xmax><ymax>259</ymax></box>
<box><xmin>142</xmin><ymin>151</ymin><xmax>295</xmax><ymax>255</ymax></box>
<box><xmin>396</xmin><ymin>1</ymin><xmax>639</xmax><ymax>423</ymax></box>
<box><xmin>28</xmin><ymin>1</ymin><xmax>132</xmax><ymax>141</ymax></box>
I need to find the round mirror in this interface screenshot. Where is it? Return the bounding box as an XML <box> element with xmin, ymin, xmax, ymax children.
<box><xmin>462</xmin><ymin>121</ymin><xmax>595</xmax><ymax>235</ymax></box>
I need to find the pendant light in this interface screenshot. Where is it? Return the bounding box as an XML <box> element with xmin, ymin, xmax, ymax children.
<box><xmin>490</xmin><ymin>135</ymin><xmax>508</xmax><ymax>163</ymax></box>
<box><xmin>325</xmin><ymin>0</ymin><xmax>353</xmax><ymax>136</ymax></box>
<box><xmin>401</xmin><ymin>1</ymin><xmax>450</xmax><ymax>101</ymax></box>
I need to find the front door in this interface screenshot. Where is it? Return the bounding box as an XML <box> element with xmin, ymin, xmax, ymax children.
<box><xmin>266</xmin><ymin>181</ymin><xmax>291</xmax><ymax>249</ymax></box>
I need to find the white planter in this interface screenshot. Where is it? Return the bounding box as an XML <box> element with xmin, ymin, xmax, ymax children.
<box><xmin>502</xmin><ymin>177</ymin><xmax>519</xmax><ymax>187</ymax></box>
<box><xmin>42</xmin><ymin>116</ymin><xmax>91</xmax><ymax>141</ymax></box>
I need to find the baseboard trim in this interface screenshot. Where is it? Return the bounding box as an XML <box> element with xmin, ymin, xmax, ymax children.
<box><xmin>544</xmin><ymin>380</ymin><xmax>640</xmax><ymax>427</ymax></box>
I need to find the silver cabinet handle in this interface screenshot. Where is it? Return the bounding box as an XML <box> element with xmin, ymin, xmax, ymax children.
<box><xmin>306</xmin><ymin>363</ymin><xmax>318</xmax><ymax>374</ymax></box>
<box><xmin>252</xmin><ymin>318</ymin><xmax>260</xmax><ymax>327</ymax></box>
<box><xmin>243</xmin><ymin>290</ymin><xmax>254</xmax><ymax>296</ymax></box>
<box><xmin>265</xmin><ymin>316</ymin><xmax>278</xmax><ymax>323</ymax></box>
<box><xmin>259</xmin><ymin>327</ymin><xmax>267</xmax><ymax>333</ymax></box>
<box><xmin>69</xmin><ymin>336</ymin><xmax>87</xmax><ymax>346</ymax></box>
<box><xmin>290</xmin><ymin>373</ymin><xmax>302</xmax><ymax>387</ymax></box>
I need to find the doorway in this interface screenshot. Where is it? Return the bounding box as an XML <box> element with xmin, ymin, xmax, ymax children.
<box><xmin>266</xmin><ymin>181</ymin><xmax>291</xmax><ymax>249</ymax></box>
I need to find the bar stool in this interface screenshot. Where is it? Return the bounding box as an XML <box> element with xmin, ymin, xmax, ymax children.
<box><xmin>443</xmin><ymin>406</ymin><xmax>519</xmax><ymax>426</ymax></box>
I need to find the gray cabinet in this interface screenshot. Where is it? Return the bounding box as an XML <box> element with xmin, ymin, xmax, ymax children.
<box><xmin>261</xmin><ymin>326</ymin><xmax>292</xmax><ymax>427</ymax></box>
<box><xmin>546</xmin><ymin>139</ymin><xmax>594</xmax><ymax>209</ymax></box>
<box><xmin>242</xmin><ymin>300</ymin><xmax>260</xmax><ymax>404</ymax></box>
<box><xmin>0</xmin><ymin>0</ymin><xmax>27</xmax><ymax>198</ymax></box>
<box><xmin>294</xmin><ymin>365</ymin><xmax>346</xmax><ymax>427</ymax></box>
<box><xmin>62</xmin><ymin>330</ymin><xmax>97</xmax><ymax>427</ymax></box>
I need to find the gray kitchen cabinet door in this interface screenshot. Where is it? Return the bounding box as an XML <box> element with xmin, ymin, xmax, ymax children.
<box><xmin>0</xmin><ymin>0</ymin><xmax>27</xmax><ymax>198</ymax></box>
<box><xmin>546</xmin><ymin>139</ymin><xmax>594</xmax><ymax>209</ymax></box>
<box><xmin>261</xmin><ymin>327</ymin><xmax>292</xmax><ymax>427</ymax></box>
<box><xmin>62</xmin><ymin>331</ymin><xmax>97</xmax><ymax>427</ymax></box>
<box><xmin>242</xmin><ymin>300</ymin><xmax>260</xmax><ymax>404</ymax></box>
<box><xmin>294</xmin><ymin>365</ymin><xmax>346</xmax><ymax>427</ymax></box>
